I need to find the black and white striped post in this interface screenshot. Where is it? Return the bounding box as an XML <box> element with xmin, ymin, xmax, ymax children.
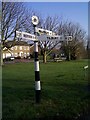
<box><xmin>32</xmin><ymin>16</ymin><xmax>41</xmax><ymax>103</ymax></box>
<box><xmin>34</xmin><ymin>40</ymin><xmax>41</xmax><ymax>103</ymax></box>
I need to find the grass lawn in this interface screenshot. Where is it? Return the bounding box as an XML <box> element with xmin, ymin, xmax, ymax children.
<box><xmin>2</xmin><ymin>60</ymin><xmax>89</xmax><ymax>120</ymax></box>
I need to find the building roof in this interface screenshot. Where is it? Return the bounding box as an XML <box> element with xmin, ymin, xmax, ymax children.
<box><xmin>4</xmin><ymin>41</ymin><xmax>33</xmax><ymax>48</ymax></box>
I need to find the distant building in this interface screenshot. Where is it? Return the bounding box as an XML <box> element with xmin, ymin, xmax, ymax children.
<box><xmin>3</xmin><ymin>41</ymin><xmax>33</xmax><ymax>59</ymax></box>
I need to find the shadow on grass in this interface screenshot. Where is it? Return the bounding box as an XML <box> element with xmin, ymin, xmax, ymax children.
<box><xmin>2</xmin><ymin>83</ymin><xmax>89</xmax><ymax>120</ymax></box>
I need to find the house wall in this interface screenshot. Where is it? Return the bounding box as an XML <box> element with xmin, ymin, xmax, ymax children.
<box><xmin>3</xmin><ymin>52</ymin><xmax>11</xmax><ymax>58</ymax></box>
<box><xmin>3</xmin><ymin>45</ymin><xmax>31</xmax><ymax>59</ymax></box>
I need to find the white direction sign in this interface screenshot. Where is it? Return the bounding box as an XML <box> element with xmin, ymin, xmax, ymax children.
<box><xmin>37</xmin><ymin>34</ymin><xmax>65</xmax><ymax>42</ymax></box>
<box><xmin>35</xmin><ymin>27</ymin><xmax>56</xmax><ymax>36</ymax></box>
<box><xmin>16</xmin><ymin>31</ymin><xmax>37</xmax><ymax>41</ymax></box>
<box><xmin>16</xmin><ymin>30</ymin><xmax>72</xmax><ymax>42</ymax></box>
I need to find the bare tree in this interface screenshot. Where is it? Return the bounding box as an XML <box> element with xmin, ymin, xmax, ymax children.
<box><xmin>39</xmin><ymin>40</ymin><xmax>61</xmax><ymax>63</ymax></box>
<box><xmin>38</xmin><ymin>16</ymin><xmax>62</xmax><ymax>63</ymax></box>
<box><xmin>23</xmin><ymin>15</ymin><xmax>61</xmax><ymax>63</ymax></box>
<box><xmin>58</xmin><ymin>21</ymin><xmax>87</xmax><ymax>60</ymax></box>
<box><xmin>42</xmin><ymin>16</ymin><xmax>59</xmax><ymax>32</ymax></box>
<box><xmin>2</xmin><ymin>2</ymin><xmax>28</xmax><ymax>43</ymax></box>
<box><xmin>1</xmin><ymin>2</ymin><xmax>87</xmax><ymax>65</ymax></box>
<box><xmin>1</xmin><ymin>2</ymin><xmax>33</xmax><ymax>65</ymax></box>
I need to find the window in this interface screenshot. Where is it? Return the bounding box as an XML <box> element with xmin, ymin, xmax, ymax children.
<box><xmin>14</xmin><ymin>53</ymin><xmax>18</xmax><ymax>57</ymax></box>
<box><xmin>27</xmin><ymin>52</ymin><xmax>29</xmax><ymax>55</ymax></box>
<box><xmin>27</xmin><ymin>46</ymin><xmax>29</xmax><ymax>50</ymax></box>
<box><xmin>19</xmin><ymin>46</ymin><xmax>22</xmax><ymax>50</ymax></box>
<box><xmin>24</xmin><ymin>46</ymin><xmax>26</xmax><ymax>50</ymax></box>
<box><xmin>14</xmin><ymin>46</ymin><xmax>17</xmax><ymax>50</ymax></box>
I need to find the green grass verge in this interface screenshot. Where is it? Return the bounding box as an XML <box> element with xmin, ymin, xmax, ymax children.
<box><xmin>2</xmin><ymin>60</ymin><xmax>89</xmax><ymax>120</ymax></box>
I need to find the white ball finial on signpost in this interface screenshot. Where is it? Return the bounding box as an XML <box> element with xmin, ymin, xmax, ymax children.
<box><xmin>32</xmin><ymin>16</ymin><xmax>39</xmax><ymax>26</ymax></box>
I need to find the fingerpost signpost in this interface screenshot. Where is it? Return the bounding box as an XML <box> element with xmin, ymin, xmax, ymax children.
<box><xmin>16</xmin><ymin>16</ymin><xmax>72</xmax><ymax>104</ymax></box>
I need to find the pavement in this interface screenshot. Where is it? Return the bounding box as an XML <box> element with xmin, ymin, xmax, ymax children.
<box><xmin>4</xmin><ymin>59</ymin><xmax>34</xmax><ymax>64</ymax></box>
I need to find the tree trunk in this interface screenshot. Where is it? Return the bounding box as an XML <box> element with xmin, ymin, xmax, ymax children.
<box><xmin>43</xmin><ymin>51</ymin><xmax>47</xmax><ymax>63</ymax></box>
<box><xmin>68</xmin><ymin>49</ymin><xmax>71</xmax><ymax>61</ymax></box>
<box><xmin>0</xmin><ymin>47</ymin><xmax>3</xmax><ymax>66</ymax></box>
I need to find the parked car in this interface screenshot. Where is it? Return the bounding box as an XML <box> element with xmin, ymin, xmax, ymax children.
<box><xmin>3</xmin><ymin>56</ymin><xmax>15</xmax><ymax>61</ymax></box>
